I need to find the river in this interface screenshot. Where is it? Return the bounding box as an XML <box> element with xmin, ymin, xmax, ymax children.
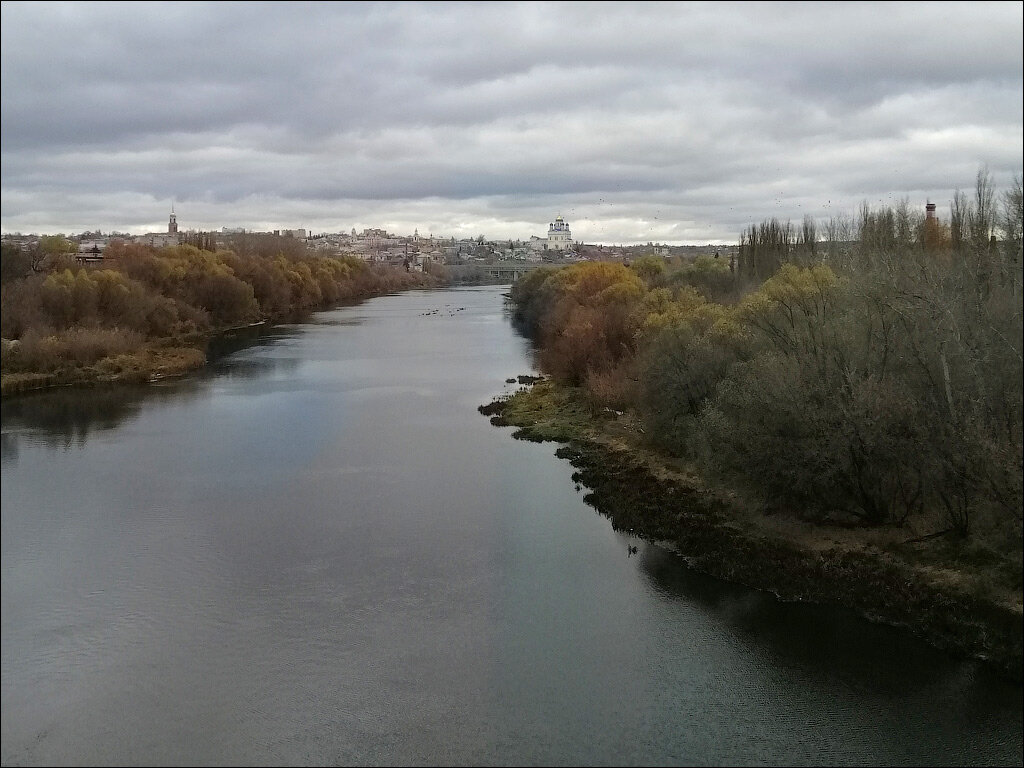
<box><xmin>2</xmin><ymin>286</ymin><xmax>1021</xmax><ymax>766</ymax></box>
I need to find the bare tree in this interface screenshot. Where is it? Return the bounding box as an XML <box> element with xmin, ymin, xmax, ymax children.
<box><xmin>997</xmin><ymin>173</ymin><xmax>1023</xmax><ymax>296</ymax></box>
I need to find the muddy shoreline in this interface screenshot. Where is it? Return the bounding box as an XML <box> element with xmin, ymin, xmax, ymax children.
<box><xmin>482</xmin><ymin>383</ymin><xmax>1023</xmax><ymax>683</ymax></box>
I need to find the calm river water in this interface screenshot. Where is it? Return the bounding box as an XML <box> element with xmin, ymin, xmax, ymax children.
<box><xmin>2</xmin><ymin>286</ymin><xmax>1021</xmax><ymax>766</ymax></box>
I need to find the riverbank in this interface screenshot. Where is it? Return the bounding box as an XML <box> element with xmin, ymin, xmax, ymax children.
<box><xmin>0</xmin><ymin>286</ymin><xmax>436</xmax><ymax>398</ymax></box>
<box><xmin>0</xmin><ymin>342</ymin><xmax>207</xmax><ymax>396</ymax></box>
<box><xmin>481</xmin><ymin>379</ymin><xmax>1024</xmax><ymax>683</ymax></box>
<box><xmin>1</xmin><ymin>242</ymin><xmax>445</xmax><ymax>398</ymax></box>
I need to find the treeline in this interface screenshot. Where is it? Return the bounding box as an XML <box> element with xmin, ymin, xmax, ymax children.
<box><xmin>510</xmin><ymin>170</ymin><xmax>1022</xmax><ymax>546</ymax></box>
<box><xmin>1</xmin><ymin>236</ymin><xmax>436</xmax><ymax>376</ymax></box>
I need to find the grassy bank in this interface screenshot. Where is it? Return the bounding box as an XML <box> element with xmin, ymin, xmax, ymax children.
<box><xmin>1</xmin><ymin>342</ymin><xmax>206</xmax><ymax>395</ymax></box>
<box><xmin>482</xmin><ymin>379</ymin><xmax>1024</xmax><ymax>683</ymax></box>
<box><xmin>1</xmin><ymin>240</ymin><xmax>441</xmax><ymax>396</ymax></box>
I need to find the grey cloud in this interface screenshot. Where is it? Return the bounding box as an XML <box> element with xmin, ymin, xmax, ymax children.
<box><xmin>2</xmin><ymin>1</ymin><xmax>1021</xmax><ymax>244</ymax></box>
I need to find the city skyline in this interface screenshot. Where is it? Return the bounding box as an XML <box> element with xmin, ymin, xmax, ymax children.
<box><xmin>2</xmin><ymin>2</ymin><xmax>1021</xmax><ymax>244</ymax></box>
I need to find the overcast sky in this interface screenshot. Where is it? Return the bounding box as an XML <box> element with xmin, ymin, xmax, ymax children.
<box><xmin>1</xmin><ymin>1</ymin><xmax>1021</xmax><ymax>244</ymax></box>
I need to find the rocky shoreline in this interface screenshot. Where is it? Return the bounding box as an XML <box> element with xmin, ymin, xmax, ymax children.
<box><xmin>481</xmin><ymin>380</ymin><xmax>1024</xmax><ymax>684</ymax></box>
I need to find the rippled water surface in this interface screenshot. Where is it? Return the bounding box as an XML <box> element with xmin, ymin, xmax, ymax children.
<box><xmin>2</xmin><ymin>286</ymin><xmax>1021</xmax><ymax>766</ymax></box>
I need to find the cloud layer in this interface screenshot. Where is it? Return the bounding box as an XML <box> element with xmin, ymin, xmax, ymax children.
<box><xmin>2</xmin><ymin>1</ymin><xmax>1021</xmax><ymax>243</ymax></box>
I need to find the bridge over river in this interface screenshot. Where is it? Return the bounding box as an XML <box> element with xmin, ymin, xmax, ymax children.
<box><xmin>485</xmin><ymin>261</ymin><xmax>545</xmax><ymax>281</ymax></box>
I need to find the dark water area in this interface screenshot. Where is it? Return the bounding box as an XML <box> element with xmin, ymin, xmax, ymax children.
<box><xmin>2</xmin><ymin>286</ymin><xmax>1021</xmax><ymax>766</ymax></box>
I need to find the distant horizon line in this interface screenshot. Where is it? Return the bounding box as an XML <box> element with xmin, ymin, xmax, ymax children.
<box><xmin>0</xmin><ymin>227</ymin><xmax>737</xmax><ymax>248</ymax></box>
<box><xmin>0</xmin><ymin>231</ymin><xmax>738</xmax><ymax>249</ymax></box>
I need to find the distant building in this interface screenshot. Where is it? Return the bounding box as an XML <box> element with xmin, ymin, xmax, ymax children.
<box><xmin>546</xmin><ymin>215</ymin><xmax>572</xmax><ymax>251</ymax></box>
<box><xmin>134</xmin><ymin>208</ymin><xmax>180</xmax><ymax>248</ymax></box>
<box><xmin>78</xmin><ymin>239</ymin><xmax>105</xmax><ymax>251</ymax></box>
<box><xmin>530</xmin><ymin>215</ymin><xmax>573</xmax><ymax>253</ymax></box>
<box><xmin>136</xmin><ymin>232</ymin><xmax>179</xmax><ymax>247</ymax></box>
<box><xmin>75</xmin><ymin>238</ymin><xmax>107</xmax><ymax>263</ymax></box>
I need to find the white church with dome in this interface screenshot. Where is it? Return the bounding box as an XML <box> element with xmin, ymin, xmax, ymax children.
<box><xmin>530</xmin><ymin>215</ymin><xmax>574</xmax><ymax>254</ymax></box>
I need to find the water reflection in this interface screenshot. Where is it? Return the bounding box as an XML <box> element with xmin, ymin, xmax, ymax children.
<box><xmin>0</xmin><ymin>383</ymin><xmax>189</xmax><ymax>457</ymax></box>
<box><xmin>209</xmin><ymin>354</ymin><xmax>301</xmax><ymax>381</ymax></box>
<box><xmin>312</xmin><ymin>317</ymin><xmax>368</xmax><ymax>327</ymax></box>
<box><xmin>1</xmin><ymin>324</ymin><xmax>305</xmax><ymax>462</ymax></box>
<box><xmin>203</xmin><ymin>322</ymin><xmax>301</xmax><ymax>363</ymax></box>
<box><xmin>2</xmin><ymin>287</ymin><xmax>1020</xmax><ymax>767</ymax></box>
<box><xmin>0</xmin><ymin>430</ymin><xmax>18</xmax><ymax>466</ymax></box>
<box><xmin>634</xmin><ymin>542</ymin><xmax>1021</xmax><ymax>713</ymax></box>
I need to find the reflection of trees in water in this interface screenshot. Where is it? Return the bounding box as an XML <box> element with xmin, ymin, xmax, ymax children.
<box><xmin>311</xmin><ymin>317</ymin><xmax>364</xmax><ymax>328</ymax></box>
<box><xmin>579</xmin><ymin>450</ymin><xmax>1017</xmax><ymax>699</ymax></box>
<box><xmin>631</xmin><ymin>543</ymin><xmax>1020</xmax><ymax>706</ymax></box>
<box><xmin>0</xmin><ymin>429</ymin><xmax>18</xmax><ymax>465</ymax></box>
<box><xmin>204</xmin><ymin>326</ymin><xmax>303</xmax><ymax>381</ymax></box>
<box><xmin>1</xmin><ymin>383</ymin><xmax>202</xmax><ymax>453</ymax></box>
<box><xmin>1</xmin><ymin>326</ymin><xmax>305</xmax><ymax>456</ymax></box>
<box><xmin>212</xmin><ymin>357</ymin><xmax>299</xmax><ymax>381</ymax></box>
<box><xmin>205</xmin><ymin>324</ymin><xmax>295</xmax><ymax>361</ymax></box>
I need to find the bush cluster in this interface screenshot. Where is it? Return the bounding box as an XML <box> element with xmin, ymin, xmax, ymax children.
<box><xmin>1</xmin><ymin>238</ymin><xmax>435</xmax><ymax>375</ymax></box>
<box><xmin>510</xmin><ymin>171</ymin><xmax>1022</xmax><ymax>545</ymax></box>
